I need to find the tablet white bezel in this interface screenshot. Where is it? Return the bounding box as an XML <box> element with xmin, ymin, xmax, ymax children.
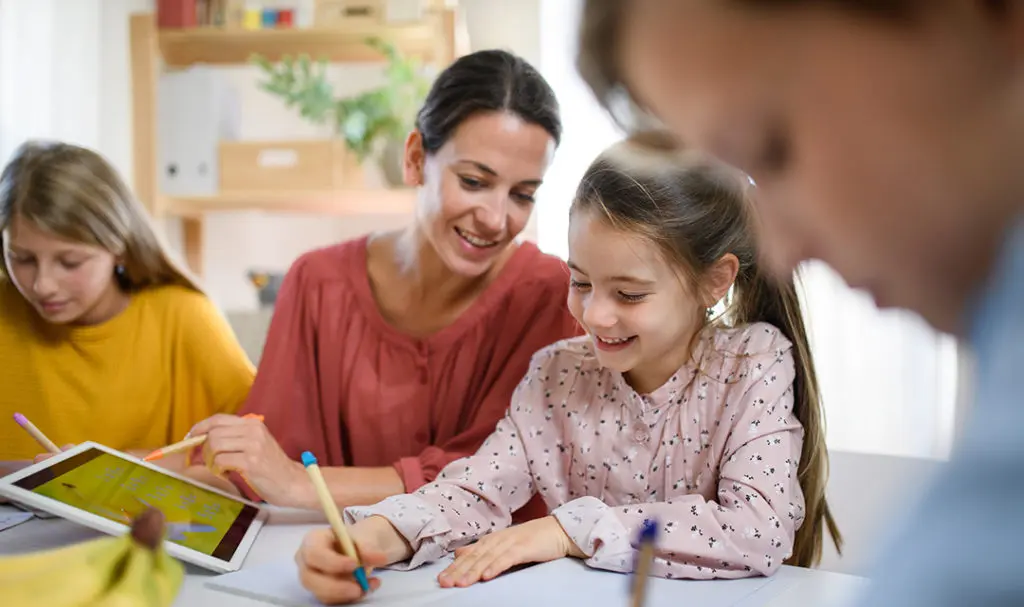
<box><xmin>0</xmin><ymin>441</ymin><xmax>268</xmax><ymax>573</ymax></box>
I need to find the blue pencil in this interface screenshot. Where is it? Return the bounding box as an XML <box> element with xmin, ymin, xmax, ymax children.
<box><xmin>301</xmin><ymin>451</ymin><xmax>370</xmax><ymax>594</ymax></box>
<box><xmin>630</xmin><ymin>519</ymin><xmax>659</xmax><ymax>607</ymax></box>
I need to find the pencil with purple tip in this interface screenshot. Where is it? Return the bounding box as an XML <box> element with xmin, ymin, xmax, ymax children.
<box><xmin>13</xmin><ymin>413</ymin><xmax>60</xmax><ymax>454</ymax></box>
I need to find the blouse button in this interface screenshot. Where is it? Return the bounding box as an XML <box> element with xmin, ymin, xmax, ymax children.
<box><xmin>633</xmin><ymin>426</ymin><xmax>650</xmax><ymax>444</ymax></box>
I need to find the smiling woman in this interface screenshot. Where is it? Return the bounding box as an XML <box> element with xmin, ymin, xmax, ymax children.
<box><xmin>183</xmin><ymin>49</ymin><xmax>581</xmax><ymax>516</ymax></box>
<box><xmin>0</xmin><ymin>141</ymin><xmax>255</xmax><ymax>461</ymax></box>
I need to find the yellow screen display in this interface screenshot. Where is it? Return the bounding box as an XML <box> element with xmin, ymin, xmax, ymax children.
<box><xmin>15</xmin><ymin>448</ymin><xmax>258</xmax><ymax>560</ymax></box>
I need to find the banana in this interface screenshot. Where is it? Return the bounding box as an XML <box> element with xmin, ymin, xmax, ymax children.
<box><xmin>0</xmin><ymin>508</ymin><xmax>185</xmax><ymax>607</ymax></box>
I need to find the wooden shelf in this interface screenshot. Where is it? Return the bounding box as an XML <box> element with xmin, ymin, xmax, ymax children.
<box><xmin>162</xmin><ymin>188</ymin><xmax>417</xmax><ymax>217</ymax></box>
<box><xmin>129</xmin><ymin>9</ymin><xmax>465</xmax><ymax>277</ymax></box>
<box><xmin>158</xmin><ymin>23</ymin><xmax>442</xmax><ymax>67</ymax></box>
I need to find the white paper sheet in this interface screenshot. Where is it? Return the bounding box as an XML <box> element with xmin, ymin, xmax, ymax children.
<box><xmin>206</xmin><ymin>555</ymin><xmax>467</xmax><ymax>607</ymax></box>
<box><xmin>206</xmin><ymin>555</ymin><xmax>809</xmax><ymax>607</ymax></box>
<box><xmin>438</xmin><ymin>559</ymin><xmax>808</xmax><ymax>607</ymax></box>
<box><xmin>0</xmin><ymin>511</ymin><xmax>33</xmax><ymax>532</ymax></box>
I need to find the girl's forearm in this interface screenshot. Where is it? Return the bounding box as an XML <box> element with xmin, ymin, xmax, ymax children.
<box><xmin>354</xmin><ymin>515</ymin><xmax>414</xmax><ymax>565</ymax></box>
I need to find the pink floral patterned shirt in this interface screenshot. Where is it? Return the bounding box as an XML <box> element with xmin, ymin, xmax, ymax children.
<box><xmin>344</xmin><ymin>322</ymin><xmax>806</xmax><ymax>580</ymax></box>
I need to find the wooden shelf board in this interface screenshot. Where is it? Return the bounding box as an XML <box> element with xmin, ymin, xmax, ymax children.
<box><xmin>162</xmin><ymin>189</ymin><xmax>417</xmax><ymax>216</ymax></box>
<box><xmin>158</xmin><ymin>24</ymin><xmax>440</xmax><ymax>67</ymax></box>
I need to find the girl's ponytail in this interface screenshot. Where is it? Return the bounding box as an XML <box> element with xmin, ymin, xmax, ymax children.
<box><xmin>733</xmin><ymin>262</ymin><xmax>844</xmax><ymax>567</ymax></box>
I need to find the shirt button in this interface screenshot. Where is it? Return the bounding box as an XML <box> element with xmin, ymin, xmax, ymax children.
<box><xmin>633</xmin><ymin>427</ymin><xmax>650</xmax><ymax>443</ymax></box>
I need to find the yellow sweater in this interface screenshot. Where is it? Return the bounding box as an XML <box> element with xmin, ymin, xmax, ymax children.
<box><xmin>0</xmin><ymin>281</ymin><xmax>255</xmax><ymax>460</ymax></box>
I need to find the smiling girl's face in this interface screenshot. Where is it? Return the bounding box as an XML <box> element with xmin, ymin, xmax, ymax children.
<box><xmin>3</xmin><ymin>214</ymin><xmax>126</xmax><ymax>325</ymax></box>
<box><xmin>567</xmin><ymin>209</ymin><xmax>706</xmax><ymax>394</ymax></box>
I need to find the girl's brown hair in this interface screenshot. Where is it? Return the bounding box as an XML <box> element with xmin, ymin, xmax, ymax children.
<box><xmin>0</xmin><ymin>140</ymin><xmax>200</xmax><ymax>293</ymax></box>
<box><xmin>571</xmin><ymin>130</ymin><xmax>842</xmax><ymax>567</ymax></box>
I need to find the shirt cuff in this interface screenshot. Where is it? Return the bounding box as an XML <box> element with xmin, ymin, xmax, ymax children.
<box><xmin>344</xmin><ymin>495</ymin><xmax>450</xmax><ymax>570</ymax></box>
<box><xmin>551</xmin><ymin>496</ymin><xmax>635</xmax><ymax>573</ymax></box>
<box><xmin>394</xmin><ymin>456</ymin><xmax>427</xmax><ymax>492</ymax></box>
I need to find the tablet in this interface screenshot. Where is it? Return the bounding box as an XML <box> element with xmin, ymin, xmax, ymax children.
<box><xmin>0</xmin><ymin>441</ymin><xmax>268</xmax><ymax>573</ymax></box>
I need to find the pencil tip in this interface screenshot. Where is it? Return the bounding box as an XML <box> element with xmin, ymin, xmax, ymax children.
<box><xmin>354</xmin><ymin>567</ymin><xmax>370</xmax><ymax>593</ymax></box>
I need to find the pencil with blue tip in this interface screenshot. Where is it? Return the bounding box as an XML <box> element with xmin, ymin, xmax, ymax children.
<box><xmin>630</xmin><ymin>518</ymin><xmax>659</xmax><ymax>607</ymax></box>
<box><xmin>301</xmin><ymin>451</ymin><xmax>370</xmax><ymax>594</ymax></box>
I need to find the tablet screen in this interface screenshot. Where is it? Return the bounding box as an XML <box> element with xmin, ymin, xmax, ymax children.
<box><xmin>13</xmin><ymin>447</ymin><xmax>258</xmax><ymax>561</ymax></box>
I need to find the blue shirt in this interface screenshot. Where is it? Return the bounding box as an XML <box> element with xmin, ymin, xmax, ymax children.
<box><xmin>858</xmin><ymin>217</ymin><xmax>1024</xmax><ymax>606</ymax></box>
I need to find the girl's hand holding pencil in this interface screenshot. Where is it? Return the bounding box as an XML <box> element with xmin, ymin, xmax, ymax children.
<box><xmin>296</xmin><ymin>525</ymin><xmax>391</xmax><ymax>604</ymax></box>
<box><xmin>296</xmin><ymin>454</ymin><xmax>412</xmax><ymax>605</ymax></box>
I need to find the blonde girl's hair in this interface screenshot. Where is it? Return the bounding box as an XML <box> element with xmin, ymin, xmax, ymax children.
<box><xmin>0</xmin><ymin>140</ymin><xmax>201</xmax><ymax>293</ymax></box>
<box><xmin>571</xmin><ymin>130</ymin><xmax>842</xmax><ymax>568</ymax></box>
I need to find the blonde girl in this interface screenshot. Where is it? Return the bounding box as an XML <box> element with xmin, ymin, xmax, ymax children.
<box><xmin>0</xmin><ymin>140</ymin><xmax>254</xmax><ymax>461</ymax></box>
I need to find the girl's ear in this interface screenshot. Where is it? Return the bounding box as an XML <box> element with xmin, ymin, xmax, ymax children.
<box><xmin>702</xmin><ymin>253</ymin><xmax>739</xmax><ymax>307</ymax></box>
<box><xmin>403</xmin><ymin>130</ymin><xmax>426</xmax><ymax>187</ymax></box>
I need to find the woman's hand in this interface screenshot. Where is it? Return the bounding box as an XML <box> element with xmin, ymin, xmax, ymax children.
<box><xmin>187</xmin><ymin>414</ymin><xmax>309</xmax><ymax>507</ymax></box>
<box><xmin>437</xmin><ymin>515</ymin><xmax>586</xmax><ymax>588</ymax></box>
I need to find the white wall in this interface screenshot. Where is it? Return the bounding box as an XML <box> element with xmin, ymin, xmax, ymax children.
<box><xmin>536</xmin><ymin>0</ymin><xmax>622</xmax><ymax>260</ymax></box>
<box><xmin>1</xmin><ymin>0</ymin><xmax>96</xmax><ymax>160</ymax></box>
<box><xmin>0</xmin><ymin>0</ymin><xmax>543</xmax><ymax>311</ymax></box>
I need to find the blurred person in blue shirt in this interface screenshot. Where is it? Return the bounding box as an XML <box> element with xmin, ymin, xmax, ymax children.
<box><xmin>574</xmin><ymin>0</ymin><xmax>1024</xmax><ymax>604</ymax></box>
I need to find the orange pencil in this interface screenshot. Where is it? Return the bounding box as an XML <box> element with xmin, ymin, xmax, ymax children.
<box><xmin>143</xmin><ymin>413</ymin><xmax>264</xmax><ymax>462</ymax></box>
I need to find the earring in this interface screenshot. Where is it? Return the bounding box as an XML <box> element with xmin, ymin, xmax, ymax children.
<box><xmin>115</xmin><ymin>264</ymin><xmax>125</xmax><ymax>277</ymax></box>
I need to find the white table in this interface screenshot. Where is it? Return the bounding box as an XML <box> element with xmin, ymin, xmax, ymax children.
<box><xmin>0</xmin><ymin>507</ymin><xmax>869</xmax><ymax>606</ymax></box>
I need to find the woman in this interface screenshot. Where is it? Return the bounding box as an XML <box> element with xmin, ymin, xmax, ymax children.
<box><xmin>188</xmin><ymin>49</ymin><xmax>580</xmax><ymax>513</ymax></box>
<box><xmin>572</xmin><ymin>1</ymin><xmax>1024</xmax><ymax>606</ymax></box>
<box><xmin>0</xmin><ymin>141</ymin><xmax>254</xmax><ymax>461</ymax></box>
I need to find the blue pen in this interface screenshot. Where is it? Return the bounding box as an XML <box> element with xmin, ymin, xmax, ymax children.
<box><xmin>301</xmin><ymin>451</ymin><xmax>370</xmax><ymax>594</ymax></box>
<box><xmin>630</xmin><ymin>519</ymin><xmax>659</xmax><ymax>607</ymax></box>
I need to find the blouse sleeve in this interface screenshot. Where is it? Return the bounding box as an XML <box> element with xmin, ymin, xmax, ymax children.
<box><xmin>551</xmin><ymin>347</ymin><xmax>805</xmax><ymax>579</ymax></box>
<box><xmin>345</xmin><ymin>356</ymin><xmax>552</xmax><ymax>570</ymax></box>
<box><xmin>170</xmin><ymin>292</ymin><xmax>255</xmax><ymax>441</ymax></box>
<box><xmin>239</xmin><ymin>255</ymin><xmax>323</xmax><ymax>459</ymax></box>
<box><xmin>392</xmin><ymin>283</ymin><xmax>580</xmax><ymax>491</ymax></box>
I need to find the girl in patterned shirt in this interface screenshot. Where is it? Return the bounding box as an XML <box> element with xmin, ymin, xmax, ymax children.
<box><xmin>295</xmin><ymin>131</ymin><xmax>843</xmax><ymax>604</ymax></box>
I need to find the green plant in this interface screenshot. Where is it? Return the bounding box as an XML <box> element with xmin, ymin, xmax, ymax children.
<box><xmin>252</xmin><ymin>37</ymin><xmax>432</xmax><ymax>162</ymax></box>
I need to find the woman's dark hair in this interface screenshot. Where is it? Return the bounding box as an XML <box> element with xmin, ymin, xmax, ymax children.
<box><xmin>571</xmin><ymin>130</ymin><xmax>843</xmax><ymax>568</ymax></box>
<box><xmin>415</xmin><ymin>49</ymin><xmax>561</xmax><ymax>153</ymax></box>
